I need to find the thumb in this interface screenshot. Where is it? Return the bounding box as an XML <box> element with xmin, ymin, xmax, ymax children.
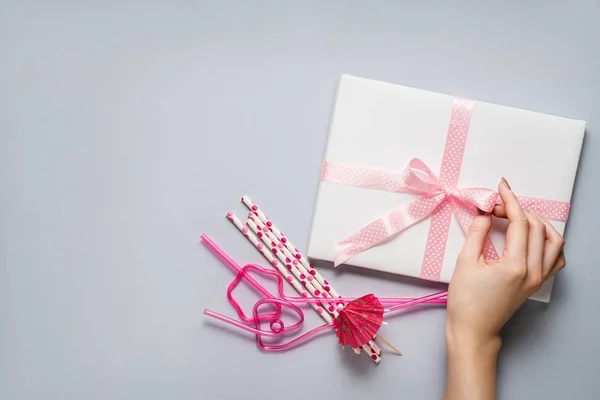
<box><xmin>460</xmin><ymin>214</ymin><xmax>492</xmax><ymax>261</ymax></box>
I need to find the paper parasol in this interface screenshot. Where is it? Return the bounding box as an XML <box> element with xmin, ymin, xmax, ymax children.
<box><xmin>333</xmin><ymin>294</ymin><xmax>383</xmax><ymax>347</ymax></box>
<box><xmin>334</xmin><ymin>294</ymin><xmax>401</xmax><ymax>355</ymax></box>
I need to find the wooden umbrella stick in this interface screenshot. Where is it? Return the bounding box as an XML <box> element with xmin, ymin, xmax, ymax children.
<box><xmin>376</xmin><ymin>334</ymin><xmax>402</xmax><ymax>356</ymax></box>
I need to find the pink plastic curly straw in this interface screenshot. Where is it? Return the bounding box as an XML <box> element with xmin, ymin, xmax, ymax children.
<box><xmin>202</xmin><ymin>234</ymin><xmax>447</xmax><ymax>352</ymax></box>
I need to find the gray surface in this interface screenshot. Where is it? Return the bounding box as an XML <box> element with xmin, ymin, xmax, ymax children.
<box><xmin>1</xmin><ymin>1</ymin><xmax>599</xmax><ymax>399</ymax></box>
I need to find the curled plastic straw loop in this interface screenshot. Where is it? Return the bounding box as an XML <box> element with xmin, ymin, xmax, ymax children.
<box><xmin>202</xmin><ymin>234</ymin><xmax>447</xmax><ymax>352</ymax></box>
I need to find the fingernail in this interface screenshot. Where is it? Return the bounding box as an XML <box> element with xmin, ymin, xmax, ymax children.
<box><xmin>501</xmin><ymin>177</ymin><xmax>511</xmax><ymax>190</ymax></box>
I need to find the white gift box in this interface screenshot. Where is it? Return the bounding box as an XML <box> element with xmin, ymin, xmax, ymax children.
<box><xmin>308</xmin><ymin>75</ymin><xmax>585</xmax><ymax>302</ymax></box>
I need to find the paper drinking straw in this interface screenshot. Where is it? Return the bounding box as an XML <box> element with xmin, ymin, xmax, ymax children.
<box><xmin>246</xmin><ymin>218</ymin><xmax>337</xmax><ymax>315</ymax></box>
<box><xmin>245</xmin><ymin>217</ymin><xmax>381</xmax><ymax>360</ymax></box>
<box><xmin>241</xmin><ymin>196</ymin><xmax>340</xmax><ymax>298</ymax></box>
<box><xmin>248</xmin><ymin>213</ymin><xmax>341</xmax><ymax>314</ymax></box>
<box><xmin>226</xmin><ymin>211</ymin><xmax>332</xmax><ymax>324</ymax></box>
<box><xmin>240</xmin><ymin>198</ymin><xmax>382</xmax><ymax>360</ymax></box>
<box><xmin>228</xmin><ymin>210</ymin><xmax>365</xmax><ymax>356</ymax></box>
<box><xmin>241</xmin><ymin>200</ymin><xmax>383</xmax><ymax>361</ymax></box>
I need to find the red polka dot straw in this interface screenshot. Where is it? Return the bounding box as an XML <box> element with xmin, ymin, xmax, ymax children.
<box><xmin>241</xmin><ymin>197</ymin><xmax>341</xmax><ymax>297</ymax></box>
<box><xmin>226</xmin><ymin>211</ymin><xmax>331</xmax><ymax>325</ymax></box>
<box><xmin>240</xmin><ymin>196</ymin><xmax>382</xmax><ymax>361</ymax></box>
<box><xmin>246</xmin><ymin>219</ymin><xmax>330</xmax><ymax>303</ymax></box>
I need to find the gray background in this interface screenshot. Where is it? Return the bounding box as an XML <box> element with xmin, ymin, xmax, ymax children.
<box><xmin>1</xmin><ymin>1</ymin><xmax>599</xmax><ymax>399</ymax></box>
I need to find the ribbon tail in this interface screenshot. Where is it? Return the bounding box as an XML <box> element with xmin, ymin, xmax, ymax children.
<box><xmin>334</xmin><ymin>195</ymin><xmax>445</xmax><ymax>267</ymax></box>
<box><xmin>515</xmin><ymin>195</ymin><xmax>570</xmax><ymax>222</ymax></box>
<box><xmin>452</xmin><ymin>202</ymin><xmax>499</xmax><ymax>261</ymax></box>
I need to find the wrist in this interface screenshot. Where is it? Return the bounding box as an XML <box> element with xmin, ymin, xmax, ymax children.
<box><xmin>445</xmin><ymin>324</ymin><xmax>502</xmax><ymax>400</ymax></box>
<box><xmin>446</xmin><ymin>323</ymin><xmax>502</xmax><ymax>358</ymax></box>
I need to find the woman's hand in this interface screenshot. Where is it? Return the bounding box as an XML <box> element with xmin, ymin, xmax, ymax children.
<box><xmin>444</xmin><ymin>178</ymin><xmax>566</xmax><ymax>400</ymax></box>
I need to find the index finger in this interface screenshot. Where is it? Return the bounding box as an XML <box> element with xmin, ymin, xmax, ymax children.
<box><xmin>498</xmin><ymin>178</ymin><xmax>529</xmax><ymax>261</ymax></box>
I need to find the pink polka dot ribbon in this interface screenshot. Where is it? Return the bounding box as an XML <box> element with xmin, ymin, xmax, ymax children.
<box><xmin>321</xmin><ymin>99</ymin><xmax>571</xmax><ymax>281</ymax></box>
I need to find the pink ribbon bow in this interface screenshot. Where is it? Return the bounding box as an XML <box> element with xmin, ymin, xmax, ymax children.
<box><xmin>322</xmin><ymin>99</ymin><xmax>571</xmax><ymax>281</ymax></box>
